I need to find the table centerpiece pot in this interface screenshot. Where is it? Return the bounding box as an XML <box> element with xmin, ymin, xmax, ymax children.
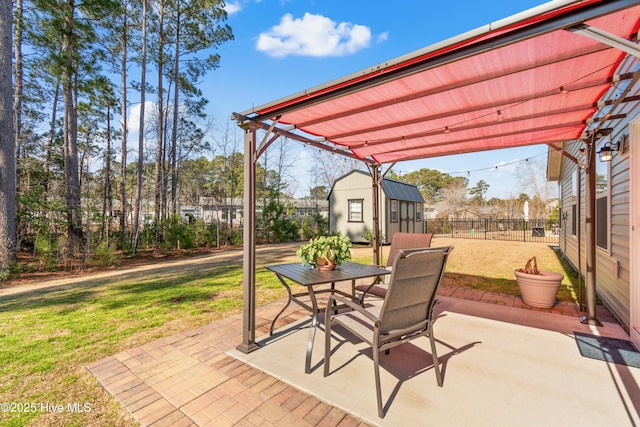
<box><xmin>296</xmin><ymin>235</ymin><xmax>352</xmax><ymax>270</ymax></box>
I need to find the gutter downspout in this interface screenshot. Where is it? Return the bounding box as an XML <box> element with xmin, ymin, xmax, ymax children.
<box><xmin>577</xmin><ymin>170</ymin><xmax>584</xmax><ymax>311</ymax></box>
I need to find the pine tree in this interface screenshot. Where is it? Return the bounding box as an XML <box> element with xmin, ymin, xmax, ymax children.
<box><xmin>0</xmin><ymin>0</ymin><xmax>16</xmax><ymax>271</ymax></box>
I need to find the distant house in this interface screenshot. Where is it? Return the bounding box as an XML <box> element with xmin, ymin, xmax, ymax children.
<box><xmin>180</xmin><ymin>197</ymin><xmax>328</xmax><ymax>227</ymax></box>
<box><xmin>424</xmin><ymin>202</ymin><xmax>490</xmax><ymax>220</ymax></box>
<box><xmin>328</xmin><ymin>170</ymin><xmax>425</xmax><ymax>244</ymax></box>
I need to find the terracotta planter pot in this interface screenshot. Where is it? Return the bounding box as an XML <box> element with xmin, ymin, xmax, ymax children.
<box><xmin>316</xmin><ymin>257</ymin><xmax>336</xmax><ymax>271</ymax></box>
<box><xmin>514</xmin><ymin>270</ymin><xmax>563</xmax><ymax>308</ymax></box>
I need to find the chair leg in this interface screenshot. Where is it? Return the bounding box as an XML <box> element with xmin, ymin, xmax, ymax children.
<box><xmin>429</xmin><ymin>328</ymin><xmax>443</xmax><ymax>387</ymax></box>
<box><xmin>323</xmin><ymin>317</ymin><xmax>332</xmax><ymax>377</ymax></box>
<box><xmin>373</xmin><ymin>349</ymin><xmax>385</xmax><ymax>418</ymax></box>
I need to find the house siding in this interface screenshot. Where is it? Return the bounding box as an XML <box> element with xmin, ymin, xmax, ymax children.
<box><xmin>557</xmin><ymin>83</ymin><xmax>638</xmax><ymax>329</ymax></box>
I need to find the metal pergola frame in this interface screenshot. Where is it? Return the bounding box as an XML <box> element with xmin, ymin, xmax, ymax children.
<box><xmin>234</xmin><ymin>0</ymin><xmax>640</xmax><ymax>354</ymax></box>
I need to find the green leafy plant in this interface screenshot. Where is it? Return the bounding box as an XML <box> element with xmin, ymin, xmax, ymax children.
<box><xmin>301</xmin><ymin>213</ymin><xmax>328</xmax><ymax>240</ymax></box>
<box><xmin>95</xmin><ymin>242</ymin><xmax>119</xmax><ymax>268</ymax></box>
<box><xmin>258</xmin><ymin>201</ymin><xmax>300</xmax><ymax>243</ymax></box>
<box><xmin>296</xmin><ymin>235</ymin><xmax>352</xmax><ymax>268</ymax></box>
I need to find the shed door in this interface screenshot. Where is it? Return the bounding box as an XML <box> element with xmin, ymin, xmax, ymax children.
<box><xmin>400</xmin><ymin>201</ymin><xmax>414</xmax><ymax>232</ymax></box>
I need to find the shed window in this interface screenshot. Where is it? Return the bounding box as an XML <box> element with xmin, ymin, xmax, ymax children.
<box><xmin>416</xmin><ymin>203</ymin><xmax>423</xmax><ymax>221</ymax></box>
<box><xmin>390</xmin><ymin>200</ymin><xmax>398</xmax><ymax>223</ymax></box>
<box><xmin>571</xmin><ymin>204</ymin><xmax>577</xmax><ymax>236</ymax></box>
<box><xmin>348</xmin><ymin>199</ymin><xmax>363</xmax><ymax>222</ymax></box>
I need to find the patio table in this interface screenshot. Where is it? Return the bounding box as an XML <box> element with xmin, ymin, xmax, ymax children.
<box><xmin>266</xmin><ymin>262</ymin><xmax>391</xmax><ymax>373</ymax></box>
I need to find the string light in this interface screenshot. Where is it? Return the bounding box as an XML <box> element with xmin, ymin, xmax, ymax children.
<box><xmin>444</xmin><ymin>126</ymin><xmax>451</xmax><ymax>134</ymax></box>
<box><xmin>497</xmin><ymin>110</ymin><xmax>504</xmax><ymax>121</ymax></box>
<box><xmin>560</xmin><ymin>86</ymin><xmax>569</xmax><ymax>98</ymax></box>
<box><xmin>391</xmin><ymin>152</ymin><xmax>548</xmax><ymax>177</ymax></box>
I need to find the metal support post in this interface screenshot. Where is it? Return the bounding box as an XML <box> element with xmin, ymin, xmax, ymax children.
<box><xmin>237</xmin><ymin>124</ymin><xmax>261</xmax><ymax>353</ymax></box>
<box><xmin>581</xmin><ymin>139</ymin><xmax>602</xmax><ymax>326</ymax></box>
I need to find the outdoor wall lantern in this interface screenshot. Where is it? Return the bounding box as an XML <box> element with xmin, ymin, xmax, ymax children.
<box><xmin>597</xmin><ymin>139</ymin><xmax>619</xmax><ymax>162</ymax></box>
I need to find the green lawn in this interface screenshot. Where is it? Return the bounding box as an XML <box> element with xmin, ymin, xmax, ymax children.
<box><xmin>0</xmin><ymin>242</ymin><xmax>580</xmax><ymax>426</ymax></box>
<box><xmin>0</xmin><ymin>262</ymin><xmax>295</xmax><ymax>426</ymax></box>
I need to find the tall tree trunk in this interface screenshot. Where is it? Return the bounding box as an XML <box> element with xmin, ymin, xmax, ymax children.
<box><xmin>101</xmin><ymin>104</ymin><xmax>112</xmax><ymax>245</ymax></box>
<box><xmin>0</xmin><ymin>0</ymin><xmax>15</xmax><ymax>270</ymax></box>
<box><xmin>132</xmin><ymin>0</ymin><xmax>147</xmax><ymax>253</ymax></box>
<box><xmin>161</xmin><ymin>102</ymin><xmax>167</xmax><ymax>221</ymax></box>
<box><xmin>62</xmin><ymin>1</ymin><xmax>82</xmax><ymax>256</ymax></box>
<box><xmin>13</xmin><ymin>0</ymin><xmax>23</xmax><ymax>252</ymax></box>
<box><xmin>120</xmin><ymin>2</ymin><xmax>129</xmax><ymax>246</ymax></box>
<box><xmin>154</xmin><ymin>0</ymin><xmax>165</xmax><ymax>243</ymax></box>
<box><xmin>13</xmin><ymin>0</ymin><xmax>23</xmax><ymax>171</ymax></box>
<box><xmin>44</xmin><ymin>81</ymin><xmax>61</xmax><ymax>198</ymax></box>
<box><xmin>170</xmin><ymin>2</ymin><xmax>180</xmax><ymax>216</ymax></box>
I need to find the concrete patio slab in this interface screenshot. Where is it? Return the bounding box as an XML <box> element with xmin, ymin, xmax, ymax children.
<box><xmin>230</xmin><ymin>296</ymin><xmax>640</xmax><ymax>426</ymax></box>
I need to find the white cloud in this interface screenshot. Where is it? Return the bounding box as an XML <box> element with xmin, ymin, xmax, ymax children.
<box><xmin>256</xmin><ymin>13</ymin><xmax>371</xmax><ymax>58</ymax></box>
<box><xmin>377</xmin><ymin>31</ymin><xmax>389</xmax><ymax>43</ymax></box>
<box><xmin>225</xmin><ymin>1</ymin><xmax>242</xmax><ymax>15</ymax></box>
<box><xmin>127</xmin><ymin>101</ymin><xmax>157</xmax><ymax>139</ymax></box>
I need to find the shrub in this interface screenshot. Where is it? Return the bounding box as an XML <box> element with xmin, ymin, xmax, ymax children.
<box><xmin>165</xmin><ymin>215</ymin><xmax>194</xmax><ymax>250</ymax></box>
<box><xmin>301</xmin><ymin>213</ymin><xmax>328</xmax><ymax>240</ymax></box>
<box><xmin>258</xmin><ymin>201</ymin><xmax>300</xmax><ymax>243</ymax></box>
<box><xmin>34</xmin><ymin>234</ymin><xmax>59</xmax><ymax>270</ymax></box>
<box><xmin>95</xmin><ymin>242</ymin><xmax>119</xmax><ymax>267</ymax></box>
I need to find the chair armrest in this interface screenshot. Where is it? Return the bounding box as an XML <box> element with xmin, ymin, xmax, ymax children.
<box><xmin>327</xmin><ymin>295</ymin><xmax>381</xmax><ymax>324</ymax></box>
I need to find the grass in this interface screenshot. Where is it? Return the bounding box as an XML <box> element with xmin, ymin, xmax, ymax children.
<box><xmin>0</xmin><ymin>263</ymin><xmax>289</xmax><ymax>426</ymax></box>
<box><xmin>429</xmin><ymin>237</ymin><xmax>583</xmax><ymax>303</ymax></box>
<box><xmin>0</xmin><ymin>238</ymin><xmax>584</xmax><ymax>426</ymax></box>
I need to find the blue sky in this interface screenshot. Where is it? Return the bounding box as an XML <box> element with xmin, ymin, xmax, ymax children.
<box><xmin>202</xmin><ymin>0</ymin><xmax>559</xmax><ymax>199</ymax></box>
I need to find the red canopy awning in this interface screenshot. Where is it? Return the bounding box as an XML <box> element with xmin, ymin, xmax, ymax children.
<box><xmin>238</xmin><ymin>0</ymin><xmax>640</xmax><ymax>164</ymax></box>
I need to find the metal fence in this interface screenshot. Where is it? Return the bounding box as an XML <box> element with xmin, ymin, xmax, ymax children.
<box><xmin>424</xmin><ymin>218</ymin><xmax>559</xmax><ymax>244</ymax></box>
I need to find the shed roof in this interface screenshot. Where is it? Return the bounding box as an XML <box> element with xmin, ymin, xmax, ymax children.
<box><xmin>333</xmin><ymin>169</ymin><xmax>425</xmax><ymax>203</ymax></box>
<box><xmin>380</xmin><ymin>178</ymin><xmax>425</xmax><ymax>203</ymax></box>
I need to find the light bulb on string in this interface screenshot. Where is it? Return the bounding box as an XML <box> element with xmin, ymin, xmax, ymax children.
<box><xmin>560</xmin><ymin>86</ymin><xmax>569</xmax><ymax>98</ymax></box>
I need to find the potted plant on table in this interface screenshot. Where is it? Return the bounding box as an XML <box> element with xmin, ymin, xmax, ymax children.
<box><xmin>296</xmin><ymin>235</ymin><xmax>352</xmax><ymax>270</ymax></box>
<box><xmin>514</xmin><ymin>256</ymin><xmax>564</xmax><ymax>308</ymax></box>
